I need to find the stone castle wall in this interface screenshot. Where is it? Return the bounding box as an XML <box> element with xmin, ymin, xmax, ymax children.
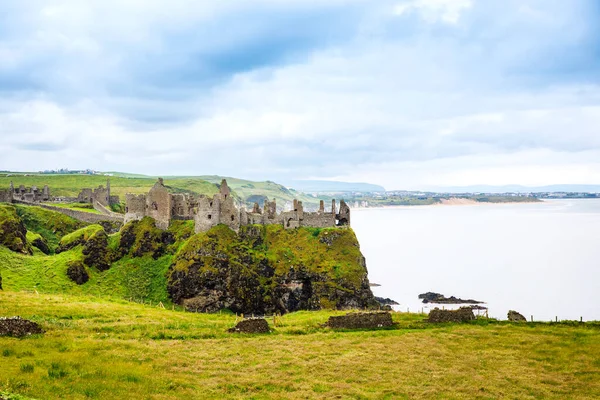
<box><xmin>12</xmin><ymin>199</ymin><xmax>124</xmax><ymax>224</ymax></box>
<box><xmin>125</xmin><ymin>178</ymin><xmax>351</xmax><ymax>233</ymax></box>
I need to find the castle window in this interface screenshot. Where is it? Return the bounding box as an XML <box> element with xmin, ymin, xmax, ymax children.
<box><xmin>231</xmin><ymin>215</ymin><xmax>235</xmax><ymax>221</ymax></box>
<box><xmin>208</xmin><ymin>215</ymin><xmax>212</xmax><ymax>220</ymax></box>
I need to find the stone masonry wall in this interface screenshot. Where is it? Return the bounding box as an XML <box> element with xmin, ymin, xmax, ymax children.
<box><xmin>12</xmin><ymin>200</ymin><xmax>124</xmax><ymax>224</ymax></box>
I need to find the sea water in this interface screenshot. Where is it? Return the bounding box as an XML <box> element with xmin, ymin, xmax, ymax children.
<box><xmin>352</xmin><ymin>199</ymin><xmax>600</xmax><ymax>321</ymax></box>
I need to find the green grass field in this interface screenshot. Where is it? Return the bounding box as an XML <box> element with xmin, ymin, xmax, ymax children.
<box><xmin>0</xmin><ymin>174</ymin><xmax>219</xmax><ymax>199</ymax></box>
<box><xmin>0</xmin><ymin>173</ymin><xmax>325</xmax><ymax>209</ymax></box>
<box><xmin>1</xmin><ymin>292</ymin><xmax>599</xmax><ymax>399</ymax></box>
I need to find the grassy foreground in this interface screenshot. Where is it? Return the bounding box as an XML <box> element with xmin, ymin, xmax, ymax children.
<box><xmin>1</xmin><ymin>292</ymin><xmax>599</xmax><ymax>399</ymax></box>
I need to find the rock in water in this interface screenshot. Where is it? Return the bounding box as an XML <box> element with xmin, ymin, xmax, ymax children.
<box><xmin>507</xmin><ymin>310</ymin><xmax>527</xmax><ymax>322</ymax></box>
<box><xmin>427</xmin><ymin>307</ymin><xmax>475</xmax><ymax>323</ymax></box>
<box><xmin>326</xmin><ymin>312</ymin><xmax>394</xmax><ymax>329</ymax></box>
<box><xmin>0</xmin><ymin>317</ymin><xmax>44</xmax><ymax>337</ymax></box>
<box><xmin>228</xmin><ymin>319</ymin><xmax>270</xmax><ymax>334</ymax></box>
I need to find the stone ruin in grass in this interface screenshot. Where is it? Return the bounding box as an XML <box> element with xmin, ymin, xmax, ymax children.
<box><xmin>228</xmin><ymin>318</ymin><xmax>270</xmax><ymax>334</ymax></box>
<box><xmin>427</xmin><ymin>307</ymin><xmax>475</xmax><ymax>323</ymax></box>
<box><xmin>326</xmin><ymin>312</ymin><xmax>394</xmax><ymax>329</ymax></box>
<box><xmin>0</xmin><ymin>317</ymin><xmax>44</xmax><ymax>337</ymax></box>
<box><xmin>507</xmin><ymin>310</ymin><xmax>527</xmax><ymax>322</ymax></box>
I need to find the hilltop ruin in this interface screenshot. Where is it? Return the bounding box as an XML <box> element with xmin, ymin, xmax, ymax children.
<box><xmin>125</xmin><ymin>178</ymin><xmax>350</xmax><ymax>232</ymax></box>
<box><xmin>0</xmin><ymin>178</ymin><xmax>351</xmax><ymax>232</ymax></box>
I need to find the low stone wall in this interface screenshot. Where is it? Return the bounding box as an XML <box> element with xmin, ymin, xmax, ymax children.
<box><xmin>228</xmin><ymin>319</ymin><xmax>270</xmax><ymax>333</ymax></box>
<box><xmin>327</xmin><ymin>312</ymin><xmax>394</xmax><ymax>329</ymax></box>
<box><xmin>427</xmin><ymin>307</ymin><xmax>475</xmax><ymax>323</ymax></box>
<box><xmin>13</xmin><ymin>200</ymin><xmax>124</xmax><ymax>225</ymax></box>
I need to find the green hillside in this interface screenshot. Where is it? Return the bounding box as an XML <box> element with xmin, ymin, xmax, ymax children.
<box><xmin>0</xmin><ymin>174</ymin><xmax>218</xmax><ymax>199</ymax></box>
<box><xmin>0</xmin><ymin>173</ymin><xmax>327</xmax><ymax>210</ymax></box>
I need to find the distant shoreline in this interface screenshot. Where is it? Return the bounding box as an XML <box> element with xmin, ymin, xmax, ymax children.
<box><xmin>351</xmin><ymin>197</ymin><xmax>544</xmax><ymax>210</ymax></box>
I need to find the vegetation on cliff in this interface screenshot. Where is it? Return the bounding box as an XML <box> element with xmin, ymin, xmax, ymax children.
<box><xmin>0</xmin><ymin>205</ymin><xmax>31</xmax><ymax>254</ymax></box>
<box><xmin>0</xmin><ymin>205</ymin><xmax>374</xmax><ymax>313</ymax></box>
<box><xmin>168</xmin><ymin>224</ymin><xmax>375</xmax><ymax>314</ymax></box>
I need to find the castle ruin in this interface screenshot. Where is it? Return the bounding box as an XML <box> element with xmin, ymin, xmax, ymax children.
<box><xmin>0</xmin><ymin>182</ymin><xmax>51</xmax><ymax>203</ymax></box>
<box><xmin>125</xmin><ymin>178</ymin><xmax>350</xmax><ymax>232</ymax></box>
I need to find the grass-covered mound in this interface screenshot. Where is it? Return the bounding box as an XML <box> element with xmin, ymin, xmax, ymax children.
<box><xmin>0</xmin><ymin>205</ymin><xmax>31</xmax><ymax>254</ymax></box>
<box><xmin>14</xmin><ymin>205</ymin><xmax>87</xmax><ymax>253</ymax></box>
<box><xmin>168</xmin><ymin>224</ymin><xmax>376</xmax><ymax>315</ymax></box>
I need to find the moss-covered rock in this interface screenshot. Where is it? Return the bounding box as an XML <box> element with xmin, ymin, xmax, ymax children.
<box><xmin>119</xmin><ymin>217</ymin><xmax>174</xmax><ymax>259</ymax></box>
<box><xmin>0</xmin><ymin>204</ymin><xmax>31</xmax><ymax>254</ymax></box>
<box><xmin>26</xmin><ymin>231</ymin><xmax>50</xmax><ymax>255</ymax></box>
<box><xmin>167</xmin><ymin>224</ymin><xmax>377</xmax><ymax>315</ymax></box>
<box><xmin>66</xmin><ymin>260</ymin><xmax>89</xmax><ymax>285</ymax></box>
<box><xmin>82</xmin><ymin>229</ymin><xmax>111</xmax><ymax>271</ymax></box>
<box><xmin>56</xmin><ymin>225</ymin><xmax>105</xmax><ymax>254</ymax></box>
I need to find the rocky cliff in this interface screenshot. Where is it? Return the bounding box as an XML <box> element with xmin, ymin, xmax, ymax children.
<box><xmin>168</xmin><ymin>224</ymin><xmax>377</xmax><ymax>314</ymax></box>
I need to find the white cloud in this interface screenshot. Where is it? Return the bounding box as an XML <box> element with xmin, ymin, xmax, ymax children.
<box><xmin>394</xmin><ymin>0</ymin><xmax>473</xmax><ymax>24</ymax></box>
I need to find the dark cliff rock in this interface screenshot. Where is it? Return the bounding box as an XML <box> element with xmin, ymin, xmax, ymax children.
<box><xmin>168</xmin><ymin>224</ymin><xmax>377</xmax><ymax>315</ymax></box>
<box><xmin>375</xmin><ymin>297</ymin><xmax>399</xmax><ymax>306</ymax></box>
<box><xmin>0</xmin><ymin>205</ymin><xmax>31</xmax><ymax>254</ymax></box>
<box><xmin>419</xmin><ymin>292</ymin><xmax>484</xmax><ymax>304</ymax></box>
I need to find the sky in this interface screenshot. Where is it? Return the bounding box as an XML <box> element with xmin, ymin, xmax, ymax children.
<box><xmin>1</xmin><ymin>0</ymin><xmax>599</xmax><ymax>190</ymax></box>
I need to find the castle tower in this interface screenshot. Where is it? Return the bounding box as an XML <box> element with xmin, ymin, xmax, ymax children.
<box><xmin>146</xmin><ymin>178</ymin><xmax>172</xmax><ymax>229</ymax></box>
<box><xmin>219</xmin><ymin>179</ymin><xmax>231</xmax><ymax>200</ymax></box>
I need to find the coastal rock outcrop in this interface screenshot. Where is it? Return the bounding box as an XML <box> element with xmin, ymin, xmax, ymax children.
<box><xmin>168</xmin><ymin>224</ymin><xmax>377</xmax><ymax>315</ymax></box>
<box><xmin>419</xmin><ymin>292</ymin><xmax>484</xmax><ymax>304</ymax></box>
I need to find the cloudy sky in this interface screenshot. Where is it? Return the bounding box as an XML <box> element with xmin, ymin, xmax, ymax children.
<box><xmin>1</xmin><ymin>0</ymin><xmax>599</xmax><ymax>190</ymax></box>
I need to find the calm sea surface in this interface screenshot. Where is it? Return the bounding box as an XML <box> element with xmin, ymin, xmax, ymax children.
<box><xmin>351</xmin><ymin>199</ymin><xmax>600</xmax><ymax>321</ymax></box>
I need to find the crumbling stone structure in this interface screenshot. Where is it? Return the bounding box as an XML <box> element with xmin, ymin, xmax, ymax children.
<box><xmin>427</xmin><ymin>307</ymin><xmax>476</xmax><ymax>323</ymax></box>
<box><xmin>124</xmin><ymin>178</ymin><xmax>351</xmax><ymax>232</ymax></box>
<box><xmin>77</xmin><ymin>180</ymin><xmax>119</xmax><ymax>207</ymax></box>
<box><xmin>326</xmin><ymin>312</ymin><xmax>394</xmax><ymax>329</ymax></box>
<box><xmin>1</xmin><ymin>182</ymin><xmax>50</xmax><ymax>203</ymax></box>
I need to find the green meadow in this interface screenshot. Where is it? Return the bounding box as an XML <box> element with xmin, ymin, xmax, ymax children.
<box><xmin>1</xmin><ymin>292</ymin><xmax>599</xmax><ymax>399</ymax></box>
